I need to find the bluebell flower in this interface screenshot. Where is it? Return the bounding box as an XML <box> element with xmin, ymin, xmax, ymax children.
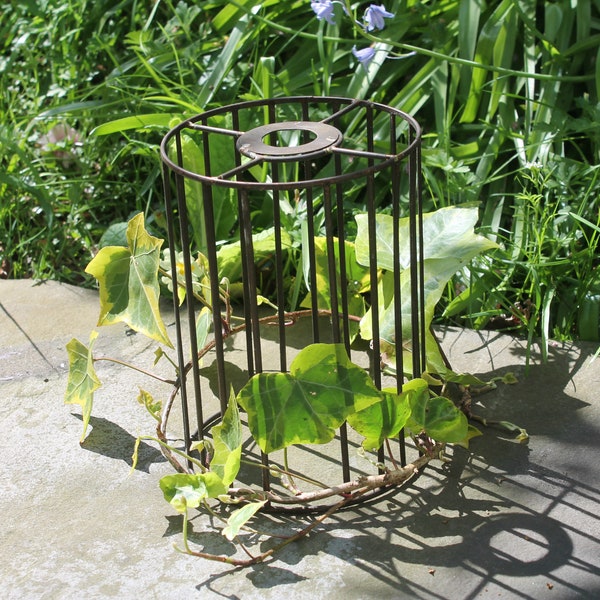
<box><xmin>364</xmin><ymin>4</ymin><xmax>395</xmax><ymax>31</ymax></box>
<box><xmin>352</xmin><ymin>45</ymin><xmax>376</xmax><ymax>66</ymax></box>
<box><xmin>311</xmin><ymin>0</ymin><xmax>336</xmax><ymax>25</ymax></box>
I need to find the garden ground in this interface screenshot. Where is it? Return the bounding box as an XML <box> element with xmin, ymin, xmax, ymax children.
<box><xmin>1</xmin><ymin>279</ymin><xmax>599</xmax><ymax>599</ymax></box>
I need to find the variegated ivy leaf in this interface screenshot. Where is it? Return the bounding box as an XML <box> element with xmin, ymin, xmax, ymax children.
<box><xmin>85</xmin><ymin>212</ymin><xmax>172</xmax><ymax>347</ymax></box>
<box><xmin>237</xmin><ymin>343</ymin><xmax>383</xmax><ymax>454</ymax></box>
<box><xmin>159</xmin><ymin>472</ymin><xmax>227</xmax><ymax>514</ymax></box>
<box><xmin>64</xmin><ymin>331</ymin><xmax>101</xmax><ymax>442</ymax></box>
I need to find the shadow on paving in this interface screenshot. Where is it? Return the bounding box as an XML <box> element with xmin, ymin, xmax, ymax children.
<box><xmin>186</xmin><ymin>445</ymin><xmax>599</xmax><ymax>599</ymax></box>
<box><xmin>146</xmin><ymin>331</ymin><xmax>600</xmax><ymax>599</ymax></box>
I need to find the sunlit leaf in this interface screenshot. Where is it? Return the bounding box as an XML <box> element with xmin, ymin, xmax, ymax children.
<box><xmin>217</xmin><ymin>227</ymin><xmax>293</xmax><ymax>283</ymax></box>
<box><xmin>137</xmin><ymin>388</ymin><xmax>162</xmax><ymax>422</ymax></box>
<box><xmin>210</xmin><ymin>391</ymin><xmax>243</xmax><ymax>487</ymax></box>
<box><xmin>300</xmin><ymin>237</ymin><xmax>369</xmax><ymax>338</ymax></box>
<box><xmin>85</xmin><ymin>213</ymin><xmax>172</xmax><ymax>347</ymax></box>
<box><xmin>498</xmin><ymin>421</ymin><xmax>529</xmax><ymax>444</ymax></box>
<box><xmin>347</xmin><ymin>382</ymin><xmax>421</xmax><ymax>450</ymax></box>
<box><xmin>64</xmin><ymin>331</ymin><xmax>101</xmax><ymax>442</ymax></box>
<box><xmin>357</xmin><ymin>207</ymin><xmax>497</xmax><ymax>376</ymax></box>
<box><xmin>159</xmin><ymin>472</ymin><xmax>227</xmax><ymax>513</ymax></box>
<box><xmin>237</xmin><ymin>343</ymin><xmax>383</xmax><ymax>453</ymax></box>
<box><xmin>409</xmin><ymin>392</ymin><xmax>468</xmax><ymax>443</ymax></box>
<box><xmin>196</xmin><ymin>306</ymin><xmax>212</xmax><ymax>353</ymax></box>
<box><xmin>222</xmin><ymin>500</ymin><xmax>267</xmax><ymax>541</ymax></box>
<box><xmin>91</xmin><ymin>113</ymin><xmax>174</xmax><ymax>136</ymax></box>
<box><xmin>454</xmin><ymin>424</ymin><xmax>483</xmax><ymax>449</ymax></box>
<box><xmin>355</xmin><ymin>206</ymin><xmax>497</xmax><ymax>272</ymax></box>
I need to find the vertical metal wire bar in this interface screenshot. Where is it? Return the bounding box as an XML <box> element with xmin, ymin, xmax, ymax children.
<box><xmin>162</xmin><ymin>159</ymin><xmax>192</xmax><ymax>466</ymax></box>
<box><xmin>174</xmin><ymin>132</ymin><xmax>205</xmax><ymax>442</ymax></box>
<box><xmin>240</xmin><ymin>188</ymin><xmax>263</xmax><ymax>374</ymax></box>
<box><xmin>200</xmin><ymin>123</ymin><xmax>228</xmax><ymax>414</ymax></box>
<box><xmin>323</xmin><ymin>184</ymin><xmax>340</xmax><ymax>344</ymax></box>
<box><xmin>268</xmin><ymin>105</ymin><xmax>288</xmax><ymax>373</ymax></box>
<box><xmin>364</xmin><ymin>104</ymin><xmax>385</xmax><ymax>469</ymax></box>
<box><xmin>408</xmin><ymin>129</ymin><xmax>422</xmax><ymax>378</ymax></box>
<box><xmin>391</xmin><ymin>114</ymin><xmax>404</xmax><ymax>386</ymax></box>
<box><xmin>325</xmin><ymin>178</ymin><xmax>351</xmax><ymax>481</ymax></box>
<box><xmin>365</xmin><ymin>107</ymin><xmax>381</xmax><ymax>390</ymax></box>
<box><xmin>417</xmin><ymin>141</ymin><xmax>427</xmax><ymax>374</ymax></box>
<box><xmin>332</xmin><ymin>100</ymin><xmax>351</xmax><ymax>355</ymax></box>
<box><xmin>390</xmin><ymin>114</ymin><xmax>407</xmax><ymax>467</ymax></box>
<box><xmin>301</xmin><ymin>101</ymin><xmax>319</xmax><ymax>343</ymax></box>
<box><xmin>232</xmin><ymin>111</ymin><xmax>256</xmax><ymax>378</ymax></box>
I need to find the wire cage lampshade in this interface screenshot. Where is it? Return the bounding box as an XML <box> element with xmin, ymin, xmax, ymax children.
<box><xmin>160</xmin><ymin>96</ymin><xmax>425</xmax><ymax>509</ymax></box>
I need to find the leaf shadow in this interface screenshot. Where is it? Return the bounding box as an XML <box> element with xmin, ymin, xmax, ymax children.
<box><xmin>74</xmin><ymin>414</ymin><xmax>165</xmax><ymax>472</ymax></box>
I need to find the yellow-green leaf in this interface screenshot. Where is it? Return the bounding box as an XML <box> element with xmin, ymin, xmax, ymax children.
<box><xmin>159</xmin><ymin>472</ymin><xmax>227</xmax><ymax>514</ymax></box>
<box><xmin>64</xmin><ymin>331</ymin><xmax>101</xmax><ymax>442</ymax></box>
<box><xmin>209</xmin><ymin>391</ymin><xmax>242</xmax><ymax>487</ymax></box>
<box><xmin>237</xmin><ymin>344</ymin><xmax>383</xmax><ymax>454</ymax></box>
<box><xmin>85</xmin><ymin>213</ymin><xmax>172</xmax><ymax>347</ymax></box>
<box><xmin>222</xmin><ymin>500</ymin><xmax>267</xmax><ymax>541</ymax></box>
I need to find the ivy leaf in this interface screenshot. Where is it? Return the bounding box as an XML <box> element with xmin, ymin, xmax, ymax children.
<box><xmin>137</xmin><ymin>388</ymin><xmax>162</xmax><ymax>422</ymax></box>
<box><xmin>159</xmin><ymin>472</ymin><xmax>227</xmax><ymax>513</ymax></box>
<box><xmin>355</xmin><ymin>206</ymin><xmax>498</xmax><ymax>271</ymax></box>
<box><xmin>356</xmin><ymin>206</ymin><xmax>497</xmax><ymax>376</ymax></box>
<box><xmin>217</xmin><ymin>227</ymin><xmax>293</xmax><ymax>283</ymax></box>
<box><xmin>64</xmin><ymin>331</ymin><xmax>101</xmax><ymax>442</ymax></box>
<box><xmin>409</xmin><ymin>392</ymin><xmax>468</xmax><ymax>443</ymax></box>
<box><xmin>85</xmin><ymin>212</ymin><xmax>172</xmax><ymax>347</ymax></box>
<box><xmin>195</xmin><ymin>305</ymin><xmax>212</xmax><ymax>355</ymax></box>
<box><xmin>237</xmin><ymin>343</ymin><xmax>383</xmax><ymax>454</ymax></box>
<box><xmin>300</xmin><ymin>237</ymin><xmax>369</xmax><ymax>339</ymax></box>
<box><xmin>346</xmin><ymin>386</ymin><xmax>413</xmax><ymax>451</ymax></box>
<box><xmin>222</xmin><ymin>500</ymin><xmax>267</xmax><ymax>541</ymax></box>
<box><xmin>454</xmin><ymin>424</ymin><xmax>483</xmax><ymax>449</ymax></box>
<box><xmin>210</xmin><ymin>391</ymin><xmax>243</xmax><ymax>486</ymax></box>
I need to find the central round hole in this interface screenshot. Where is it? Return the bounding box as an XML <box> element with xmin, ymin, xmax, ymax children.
<box><xmin>263</xmin><ymin>129</ymin><xmax>318</xmax><ymax>148</ymax></box>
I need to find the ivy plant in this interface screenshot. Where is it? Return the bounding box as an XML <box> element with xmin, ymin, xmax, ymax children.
<box><xmin>65</xmin><ymin>206</ymin><xmax>525</xmax><ymax>566</ymax></box>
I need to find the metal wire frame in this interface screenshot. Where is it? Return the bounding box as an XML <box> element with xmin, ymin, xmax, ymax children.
<box><xmin>160</xmin><ymin>96</ymin><xmax>425</xmax><ymax>503</ymax></box>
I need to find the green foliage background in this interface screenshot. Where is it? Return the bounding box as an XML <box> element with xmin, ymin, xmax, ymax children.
<box><xmin>1</xmin><ymin>0</ymin><xmax>599</xmax><ymax>342</ymax></box>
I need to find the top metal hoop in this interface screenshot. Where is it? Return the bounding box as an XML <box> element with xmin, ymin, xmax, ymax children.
<box><xmin>160</xmin><ymin>96</ymin><xmax>422</xmax><ymax>190</ymax></box>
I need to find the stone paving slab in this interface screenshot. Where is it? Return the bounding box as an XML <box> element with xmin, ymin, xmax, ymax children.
<box><xmin>1</xmin><ymin>279</ymin><xmax>599</xmax><ymax>599</ymax></box>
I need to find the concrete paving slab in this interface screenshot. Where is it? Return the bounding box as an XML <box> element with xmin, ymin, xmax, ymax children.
<box><xmin>1</xmin><ymin>279</ymin><xmax>599</xmax><ymax>599</ymax></box>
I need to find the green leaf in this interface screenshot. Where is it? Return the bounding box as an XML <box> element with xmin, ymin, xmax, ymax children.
<box><xmin>498</xmin><ymin>421</ymin><xmax>529</xmax><ymax>444</ymax></box>
<box><xmin>356</xmin><ymin>207</ymin><xmax>497</xmax><ymax>375</ymax></box>
<box><xmin>85</xmin><ymin>213</ymin><xmax>172</xmax><ymax>347</ymax></box>
<box><xmin>210</xmin><ymin>391</ymin><xmax>243</xmax><ymax>487</ymax></box>
<box><xmin>237</xmin><ymin>343</ymin><xmax>383</xmax><ymax>453</ymax></box>
<box><xmin>217</xmin><ymin>227</ymin><xmax>293</xmax><ymax>283</ymax></box>
<box><xmin>300</xmin><ymin>237</ymin><xmax>369</xmax><ymax>339</ymax></box>
<box><xmin>454</xmin><ymin>424</ymin><xmax>484</xmax><ymax>449</ymax></box>
<box><xmin>91</xmin><ymin>113</ymin><xmax>174</xmax><ymax>136</ymax></box>
<box><xmin>64</xmin><ymin>332</ymin><xmax>101</xmax><ymax>442</ymax></box>
<box><xmin>196</xmin><ymin>306</ymin><xmax>212</xmax><ymax>353</ymax></box>
<box><xmin>423</xmin><ymin>369</ymin><xmax>488</xmax><ymax>387</ymax></box>
<box><xmin>98</xmin><ymin>221</ymin><xmax>128</xmax><ymax>249</ymax></box>
<box><xmin>159</xmin><ymin>472</ymin><xmax>227</xmax><ymax>514</ymax></box>
<box><xmin>222</xmin><ymin>500</ymin><xmax>267</xmax><ymax>541</ymax></box>
<box><xmin>409</xmin><ymin>392</ymin><xmax>468</xmax><ymax>443</ymax></box>
<box><xmin>347</xmin><ymin>384</ymin><xmax>416</xmax><ymax>451</ymax></box>
<box><xmin>355</xmin><ymin>206</ymin><xmax>497</xmax><ymax>272</ymax></box>
<box><xmin>137</xmin><ymin>389</ymin><xmax>162</xmax><ymax>422</ymax></box>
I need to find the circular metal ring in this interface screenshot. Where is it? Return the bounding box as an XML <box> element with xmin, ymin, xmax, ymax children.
<box><xmin>236</xmin><ymin>121</ymin><xmax>343</xmax><ymax>161</ymax></box>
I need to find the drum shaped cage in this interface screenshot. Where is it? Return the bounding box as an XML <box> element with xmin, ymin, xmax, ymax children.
<box><xmin>160</xmin><ymin>96</ymin><xmax>425</xmax><ymax>509</ymax></box>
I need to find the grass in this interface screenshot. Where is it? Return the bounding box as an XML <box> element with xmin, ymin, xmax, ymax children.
<box><xmin>1</xmin><ymin>0</ymin><xmax>599</xmax><ymax>342</ymax></box>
